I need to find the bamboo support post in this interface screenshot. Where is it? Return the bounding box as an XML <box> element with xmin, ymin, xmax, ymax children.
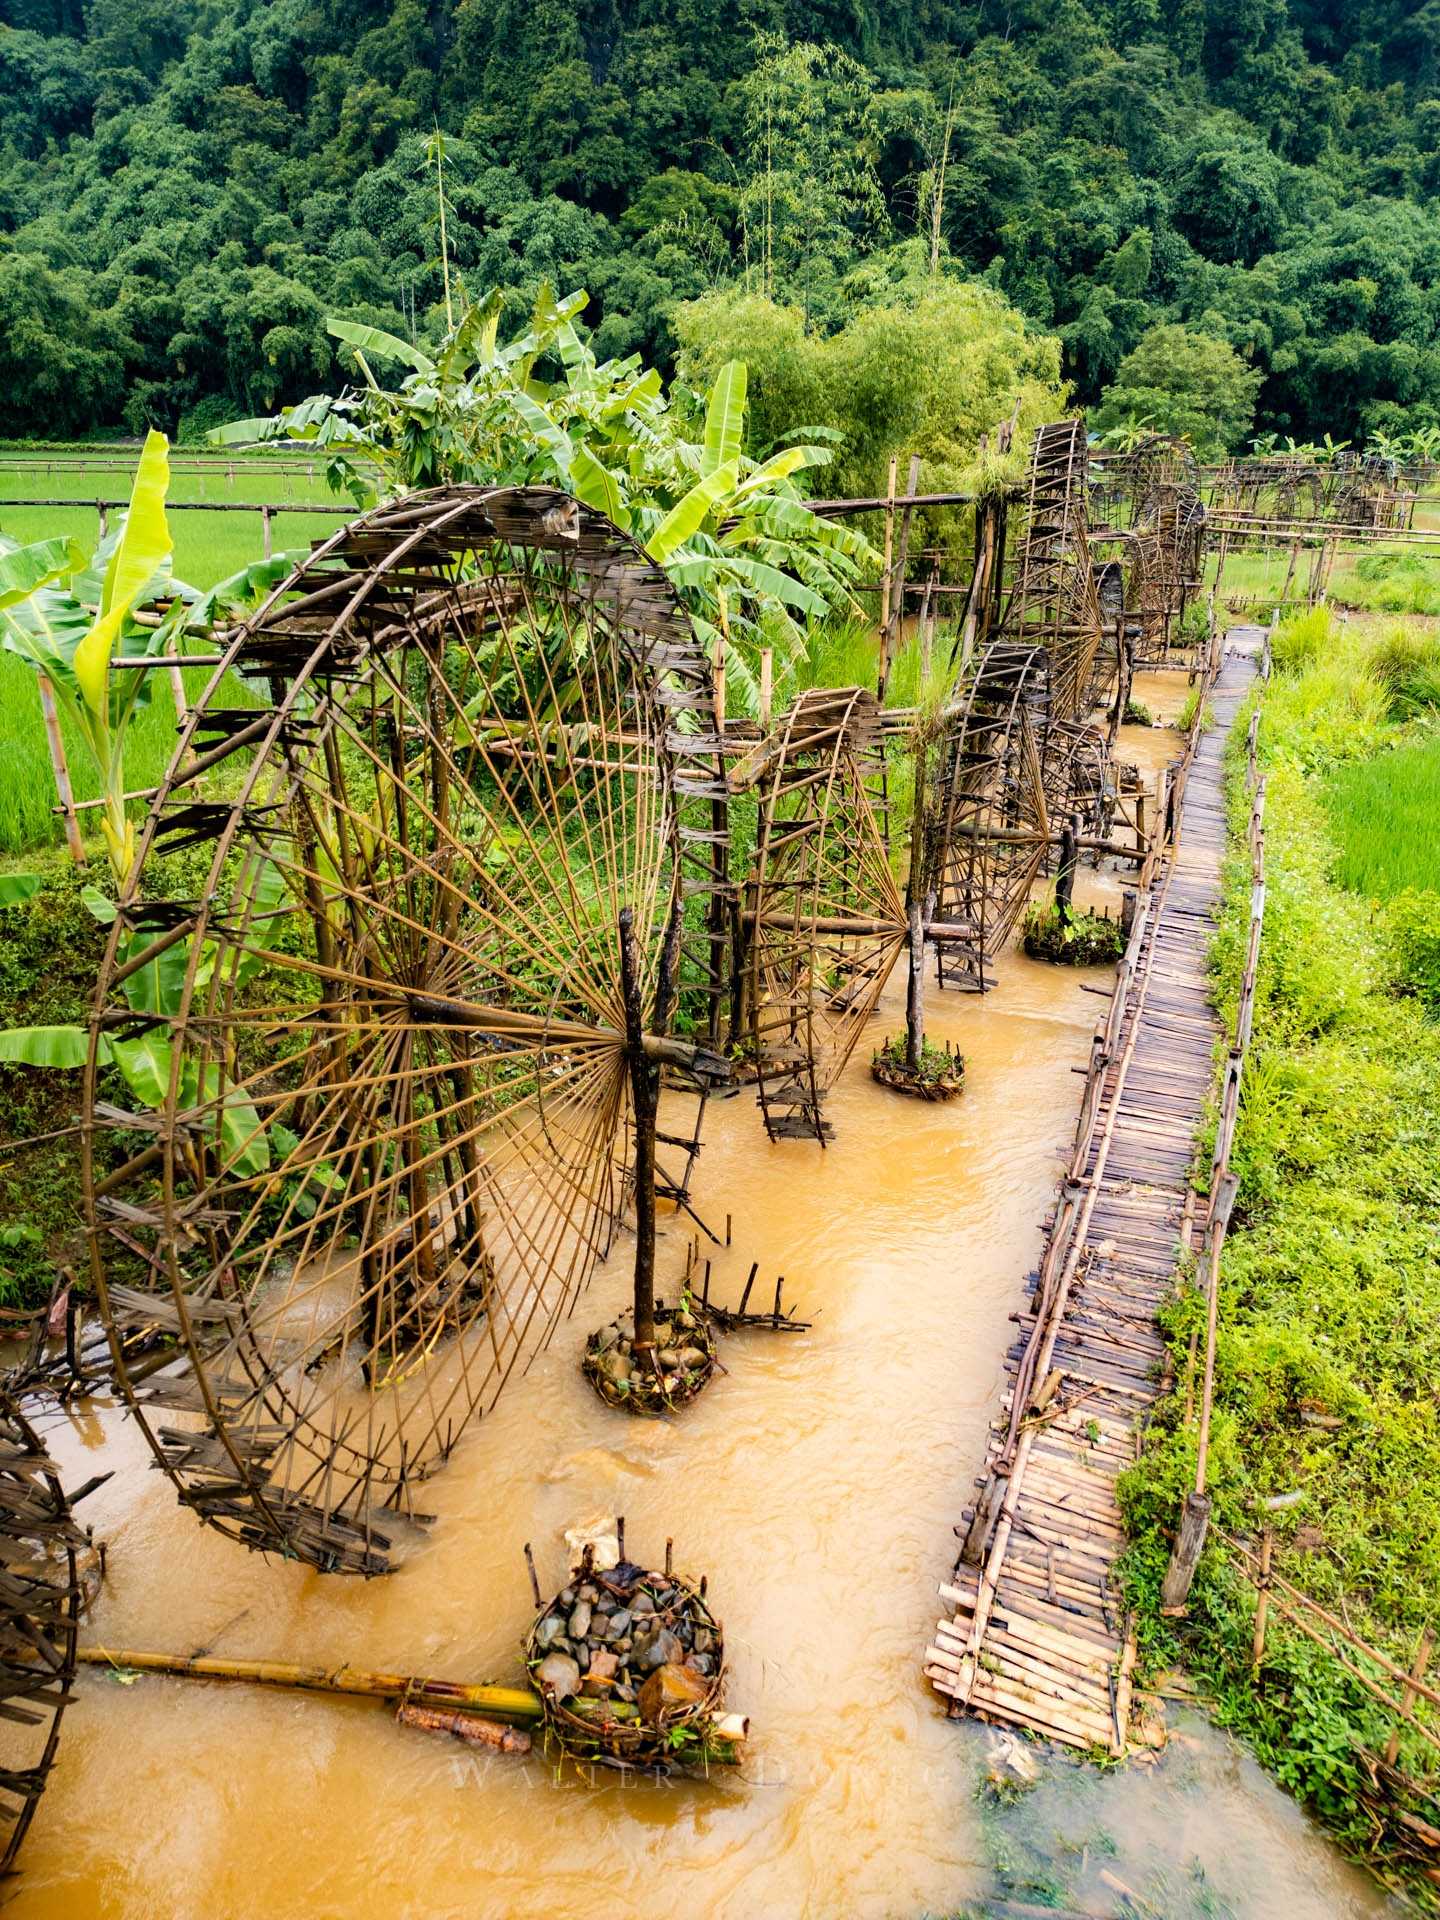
<box><xmin>38</xmin><ymin>674</ymin><xmax>85</xmax><ymax>863</ymax></box>
<box><xmin>1055</xmin><ymin>815</ymin><xmax>1079</xmax><ymax>926</ymax></box>
<box><xmin>905</xmin><ymin>898</ymin><xmax>925</xmax><ymax>1071</ymax></box>
<box><xmin>881</xmin><ymin>454</ymin><xmax>922</xmax><ymax>696</ymax></box>
<box><xmin>877</xmin><ymin>454</ymin><xmax>898</xmax><ymax>687</ymax></box>
<box><xmin>1251</xmin><ymin>1527</ymin><xmax>1273</xmax><ymax>1669</ymax></box>
<box><xmin>1385</xmin><ymin>1626</ymin><xmax>1435</xmax><ymax>1768</ymax></box>
<box><xmin>1160</xmin><ymin>1491</ymin><xmax>1212</xmax><ymax>1612</ymax></box>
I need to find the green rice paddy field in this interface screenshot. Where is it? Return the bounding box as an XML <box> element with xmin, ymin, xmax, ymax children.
<box><xmin>1324</xmin><ymin>735</ymin><xmax>1440</xmax><ymax>896</ymax></box>
<box><xmin>0</xmin><ymin>450</ymin><xmax>347</xmax><ymax>858</ymax></box>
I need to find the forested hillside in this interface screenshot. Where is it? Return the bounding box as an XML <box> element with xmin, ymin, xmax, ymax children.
<box><xmin>2</xmin><ymin>0</ymin><xmax>1439</xmax><ymax>446</ymax></box>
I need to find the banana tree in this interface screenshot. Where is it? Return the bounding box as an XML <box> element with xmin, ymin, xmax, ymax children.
<box><xmin>212</xmin><ymin>286</ymin><xmax>875</xmax><ymax>712</ymax></box>
<box><xmin>0</xmin><ymin>432</ymin><xmax>175</xmax><ymax>884</ymax></box>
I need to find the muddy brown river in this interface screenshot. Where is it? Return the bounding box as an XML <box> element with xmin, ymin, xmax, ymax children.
<box><xmin>9</xmin><ymin>683</ymin><xmax>1400</xmax><ymax>1918</ymax></box>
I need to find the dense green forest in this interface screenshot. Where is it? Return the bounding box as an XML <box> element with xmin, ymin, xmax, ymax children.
<box><xmin>2</xmin><ymin>1</ymin><xmax>1440</xmax><ymax>450</ymax></box>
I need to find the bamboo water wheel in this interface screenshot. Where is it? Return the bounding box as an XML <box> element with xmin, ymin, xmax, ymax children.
<box><xmin>82</xmin><ymin>486</ymin><xmax>731</xmax><ymax>1573</ymax></box>
<box><xmin>930</xmin><ymin>641</ymin><xmax>1054</xmax><ymax>992</ymax></box>
<box><xmin>1131</xmin><ymin>482</ymin><xmax>1205</xmax><ymax>664</ymax></box>
<box><xmin>744</xmin><ymin>687</ymin><xmax>907</xmax><ymax>1143</ymax></box>
<box><xmin>1328</xmin><ymin>453</ymin><xmax>1404</xmax><ymax>531</ymax></box>
<box><xmin>998</xmin><ymin>420</ymin><xmax>1106</xmax><ymax>723</ymax></box>
<box><xmin>0</xmin><ymin>1393</ymin><xmax>84</xmax><ymax>1880</ymax></box>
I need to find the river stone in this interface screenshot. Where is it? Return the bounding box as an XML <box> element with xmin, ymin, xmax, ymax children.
<box><xmin>690</xmin><ymin>1653</ymin><xmax>714</xmax><ymax>1676</ymax></box>
<box><xmin>536</xmin><ymin>1652</ymin><xmax>580</xmax><ymax>1700</ymax></box>
<box><xmin>692</xmin><ymin>1626</ymin><xmax>713</xmax><ymax>1654</ymax></box>
<box><xmin>632</xmin><ymin>1592</ymin><xmax>655</xmax><ymax>1615</ymax></box>
<box><xmin>655</xmin><ymin>1346</ymin><xmax>683</xmax><ymax>1371</ymax></box>
<box><xmin>600</xmin><ymin>1349</ymin><xmax>632</xmax><ymax>1386</ymax></box>
<box><xmin>535</xmin><ymin>1614</ymin><xmax>568</xmax><ymax>1651</ymax></box>
<box><xmin>677</xmin><ymin>1346</ymin><xmax>709</xmax><ymax>1370</ymax></box>
<box><xmin>581</xmin><ymin>1647</ymin><xmax>619</xmax><ymax>1695</ymax></box>
<box><xmin>638</xmin><ymin>1662</ymin><xmax>709</xmax><ymax>1720</ymax></box>
<box><xmin>594</xmin><ymin>1322</ymin><xmax>619</xmax><ymax>1353</ymax></box>
<box><xmin>673</xmin><ymin>1310</ymin><xmax>697</xmax><ymax>1330</ymax></box>
<box><xmin>641</xmin><ymin>1627</ymin><xmax>683</xmax><ymax>1671</ymax></box>
<box><xmin>567</xmin><ymin>1600</ymin><xmax>592</xmax><ymax>1640</ymax></box>
<box><xmin>608</xmin><ymin>1608</ymin><xmax>631</xmax><ymax>1638</ymax></box>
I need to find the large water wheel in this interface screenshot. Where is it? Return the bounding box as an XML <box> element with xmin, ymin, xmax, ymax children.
<box><xmin>998</xmin><ymin>421</ymin><xmax>1105</xmax><ymax>723</ymax></box>
<box><xmin>930</xmin><ymin>641</ymin><xmax>1053</xmax><ymax>992</ymax></box>
<box><xmin>0</xmin><ymin>1392</ymin><xmax>84</xmax><ymax>1881</ymax></box>
<box><xmin>743</xmin><ymin>687</ymin><xmax>907</xmax><ymax>1143</ymax></box>
<box><xmin>83</xmin><ymin>487</ymin><xmax>730</xmax><ymax>1573</ymax></box>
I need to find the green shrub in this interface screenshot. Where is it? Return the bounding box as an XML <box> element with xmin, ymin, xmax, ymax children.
<box><xmin>1021</xmin><ymin>901</ymin><xmax>1125</xmax><ymax>964</ymax></box>
<box><xmin>1343</xmin><ymin>548</ymin><xmax>1440</xmax><ymax>616</ymax></box>
<box><xmin>1385</xmin><ymin>888</ymin><xmax>1440</xmax><ymax>1008</ymax></box>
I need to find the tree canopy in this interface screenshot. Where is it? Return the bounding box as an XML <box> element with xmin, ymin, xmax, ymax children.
<box><xmin>1</xmin><ymin>1</ymin><xmax>1439</xmax><ymax>447</ymax></box>
<box><xmin>1091</xmin><ymin>323</ymin><xmax>1265</xmax><ymax>458</ymax></box>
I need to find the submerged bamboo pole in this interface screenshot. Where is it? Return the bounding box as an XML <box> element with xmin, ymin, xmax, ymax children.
<box><xmin>78</xmin><ymin>1647</ymin><xmax>543</xmax><ymax>1721</ymax></box>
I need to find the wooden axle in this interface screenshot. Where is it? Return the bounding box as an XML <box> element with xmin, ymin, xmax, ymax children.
<box><xmin>400</xmin><ymin>990</ymin><xmax>728</xmax><ymax>1081</ymax></box>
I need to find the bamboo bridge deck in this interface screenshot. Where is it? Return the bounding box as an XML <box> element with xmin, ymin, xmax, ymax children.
<box><xmin>926</xmin><ymin>629</ymin><xmax>1265</xmax><ymax>1753</ymax></box>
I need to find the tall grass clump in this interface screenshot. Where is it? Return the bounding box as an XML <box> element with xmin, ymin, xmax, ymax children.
<box><xmin>1363</xmin><ymin>620</ymin><xmax>1440</xmax><ymax>718</ymax></box>
<box><xmin>1259</xmin><ymin>609</ymin><xmax>1390</xmax><ymax>775</ymax></box>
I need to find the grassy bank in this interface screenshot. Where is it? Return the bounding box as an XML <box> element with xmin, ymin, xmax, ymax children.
<box><xmin>1121</xmin><ymin>609</ymin><xmax>1440</xmax><ymax>1905</ymax></box>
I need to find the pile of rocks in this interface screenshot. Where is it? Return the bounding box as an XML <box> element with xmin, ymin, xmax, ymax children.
<box><xmin>582</xmin><ymin>1301</ymin><xmax>717</xmax><ymax>1413</ymax></box>
<box><xmin>527</xmin><ymin>1559</ymin><xmax>723</xmax><ymax>1757</ymax></box>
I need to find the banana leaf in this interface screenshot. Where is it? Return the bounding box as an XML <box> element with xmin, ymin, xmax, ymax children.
<box><xmin>0</xmin><ymin>534</ymin><xmax>85</xmax><ymax>610</ymax></box>
<box><xmin>701</xmin><ymin>362</ymin><xmax>747</xmax><ymax>477</ymax></box>
<box><xmin>646</xmin><ymin>460</ymin><xmax>740</xmax><ymax>562</ymax></box>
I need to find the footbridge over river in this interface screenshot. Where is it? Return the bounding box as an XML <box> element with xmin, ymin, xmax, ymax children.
<box><xmin>927</xmin><ymin>628</ymin><xmax>1266</xmax><ymax>1753</ymax></box>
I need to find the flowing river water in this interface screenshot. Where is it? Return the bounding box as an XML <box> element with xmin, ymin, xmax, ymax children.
<box><xmin>9</xmin><ymin>680</ymin><xmax>1401</xmax><ymax>1919</ymax></box>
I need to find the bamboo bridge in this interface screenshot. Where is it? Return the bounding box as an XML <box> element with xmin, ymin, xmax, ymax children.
<box><xmin>927</xmin><ymin>628</ymin><xmax>1266</xmax><ymax>1754</ymax></box>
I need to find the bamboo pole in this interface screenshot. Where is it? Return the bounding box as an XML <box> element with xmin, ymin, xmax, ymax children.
<box><xmin>876</xmin><ymin>453</ymin><xmax>898</xmax><ymax>689</ymax></box>
<box><xmin>37</xmin><ymin>674</ymin><xmax>86</xmax><ymax>863</ymax></box>
<box><xmin>1385</xmin><ymin>1626</ymin><xmax>1435</xmax><ymax>1768</ymax></box>
<box><xmin>78</xmin><ymin>1647</ymin><xmax>543</xmax><ymax>1721</ymax></box>
<box><xmin>881</xmin><ymin>454</ymin><xmax>923</xmax><ymax>697</ymax></box>
<box><xmin>1252</xmin><ymin>1527</ymin><xmax>1273</xmax><ymax>1669</ymax></box>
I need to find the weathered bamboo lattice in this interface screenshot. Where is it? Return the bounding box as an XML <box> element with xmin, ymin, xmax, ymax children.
<box><xmin>82</xmin><ymin>486</ymin><xmax>731</xmax><ymax>1572</ymax></box>
<box><xmin>0</xmin><ymin>1393</ymin><xmax>85</xmax><ymax>1881</ymax></box>
<box><xmin>743</xmin><ymin>687</ymin><xmax>906</xmax><ymax>1142</ymax></box>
